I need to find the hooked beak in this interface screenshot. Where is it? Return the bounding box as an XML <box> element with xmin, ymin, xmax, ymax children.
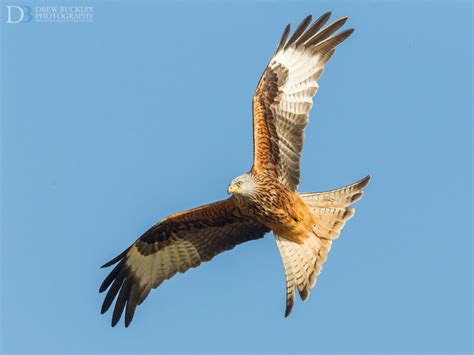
<box><xmin>227</xmin><ymin>184</ymin><xmax>237</xmax><ymax>194</ymax></box>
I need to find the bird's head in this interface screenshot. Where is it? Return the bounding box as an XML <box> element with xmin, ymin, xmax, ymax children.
<box><xmin>228</xmin><ymin>173</ymin><xmax>257</xmax><ymax>197</ymax></box>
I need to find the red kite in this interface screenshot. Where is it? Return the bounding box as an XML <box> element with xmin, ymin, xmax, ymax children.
<box><xmin>100</xmin><ymin>12</ymin><xmax>370</xmax><ymax>327</ymax></box>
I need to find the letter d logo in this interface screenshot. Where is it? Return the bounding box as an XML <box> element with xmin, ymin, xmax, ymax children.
<box><xmin>6</xmin><ymin>5</ymin><xmax>32</xmax><ymax>23</ymax></box>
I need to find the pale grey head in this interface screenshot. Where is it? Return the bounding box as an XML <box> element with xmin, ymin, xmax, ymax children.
<box><xmin>227</xmin><ymin>173</ymin><xmax>257</xmax><ymax>198</ymax></box>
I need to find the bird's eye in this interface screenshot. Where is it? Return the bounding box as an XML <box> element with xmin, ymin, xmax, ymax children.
<box><xmin>237</xmin><ymin>181</ymin><xmax>242</xmax><ymax>187</ymax></box>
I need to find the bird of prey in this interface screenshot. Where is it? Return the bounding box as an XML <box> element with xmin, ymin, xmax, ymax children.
<box><xmin>100</xmin><ymin>12</ymin><xmax>370</xmax><ymax>327</ymax></box>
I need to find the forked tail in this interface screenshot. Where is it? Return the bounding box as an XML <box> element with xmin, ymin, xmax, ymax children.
<box><xmin>275</xmin><ymin>175</ymin><xmax>371</xmax><ymax>317</ymax></box>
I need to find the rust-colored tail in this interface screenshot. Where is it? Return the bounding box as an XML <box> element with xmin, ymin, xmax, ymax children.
<box><xmin>275</xmin><ymin>175</ymin><xmax>370</xmax><ymax>317</ymax></box>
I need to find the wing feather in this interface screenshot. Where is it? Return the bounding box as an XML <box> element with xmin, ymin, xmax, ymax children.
<box><xmin>252</xmin><ymin>14</ymin><xmax>354</xmax><ymax>190</ymax></box>
<box><xmin>285</xmin><ymin>15</ymin><xmax>312</xmax><ymax>48</ymax></box>
<box><xmin>99</xmin><ymin>199</ymin><xmax>269</xmax><ymax>327</ymax></box>
<box><xmin>295</xmin><ymin>12</ymin><xmax>332</xmax><ymax>46</ymax></box>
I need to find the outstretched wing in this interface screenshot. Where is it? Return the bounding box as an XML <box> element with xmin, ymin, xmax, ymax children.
<box><xmin>252</xmin><ymin>13</ymin><xmax>354</xmax><ymax>190</ymax></box>
<box><xmin>99</xmin><ymin>199</ymin><xmax>269</xmax><ymax>327</ymax></box>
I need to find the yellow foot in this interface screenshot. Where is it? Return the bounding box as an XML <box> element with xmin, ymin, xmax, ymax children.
<box><xmin>292</xmin><ymin>214</ymin><xmax>304</xmax><ymax>224</ymax></box>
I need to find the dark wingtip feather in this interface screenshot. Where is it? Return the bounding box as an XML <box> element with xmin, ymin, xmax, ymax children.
<box><xmin>125</xmin><ymin>284</ymin><xmax>139</xmax><ymax>327</ymax></box>
<box><xmin>346</xmin><ymin>28</ymin><xmax>355</xmax><ymax>36</ymax></box>
<box><xmin>296</xmin><ymin>11</ymin><xmax>332</xmax><ymax>46</ymax></box>
<box><xmin>285</xmin><ymin>15</ymin><xmax>312</xmax><ymax>48</ymax></box>
<box><xmin>101</xmin><ymin>247</ymin><xmax>130</xmax><ymax>268</ymax></box>
<box><xmin>321</xmin><ymin>11</ymin><xmax>332</xmax><ymax>20</ymax></box>
<box><xmin>307</xmin><ymin>16</ymin><xmax>350</xmax><ymax>47</ymax></box>
<box><xmin>99</xmin><ymin>247</ymin><xmax>143</xmax><ymax>327</ymax></box>
<box><xmin>314</xmin><ymin>28</ymin><xmax>355</xmax><ymax>56</ymax></box>
<box><xmin>276</xmin><ymin>24</ymin><xmax>291</xmax><ymax>52</ymax></box>
<box><xmin>99</xmin><ymin>258</ymin><xmax>126</xmax><ymax>293</ymax></box>
<box><xmin>111</xmin><ymin>278</ymin><xmax>131</xmax><ymax>327</ymax></box>
<box><xmin>101</xmin><ymin>271</ymin><xmax>125</xmax><ymax>314</ymax></box>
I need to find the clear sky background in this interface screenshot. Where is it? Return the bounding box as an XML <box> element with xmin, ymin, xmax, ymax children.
<box><xmin>1</xmin><ymin>0</ymin><xmax>472</xmax><ymax>354</ymax></box>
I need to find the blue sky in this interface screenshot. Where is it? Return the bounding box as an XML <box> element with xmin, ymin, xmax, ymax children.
<box><xmin>1</xmin><ymin>0</ymin><xmax>472</xmax><ymax>354</ymax></box>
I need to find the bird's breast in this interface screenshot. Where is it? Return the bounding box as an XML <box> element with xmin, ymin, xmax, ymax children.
<box><xmin>237</xmin><ymin>188</ymin><xmax>314</xmax><ymax>243</ymax></box>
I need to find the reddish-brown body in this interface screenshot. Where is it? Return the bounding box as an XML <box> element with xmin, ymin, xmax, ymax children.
<box><xmin>231</xmin><ymin>172</ymin><xmax>316</xmax><ymax>244</ymax></box>
<box><xmin>266</xmin><ymin>192</ymin><xmax>316</xmax><ymax>243</ymax></box>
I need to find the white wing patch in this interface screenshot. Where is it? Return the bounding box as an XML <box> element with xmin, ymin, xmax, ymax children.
<box><xmin>126</xmin><ymin>240</ymin><xmax>201</xmax><ymax>291</ymax></box>
<box><xmin>257</xmin><ymin>14</ymin><xmax>353</xmax><ymax>191</ymax></box>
